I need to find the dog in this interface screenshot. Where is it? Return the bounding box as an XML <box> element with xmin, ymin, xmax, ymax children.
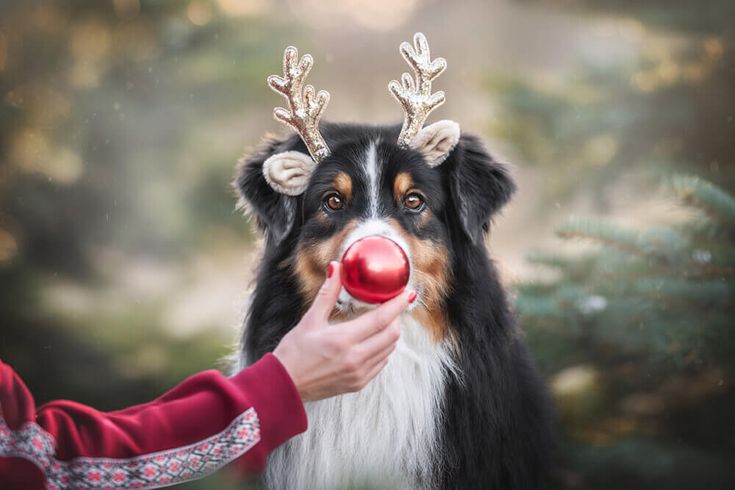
<box><xmin>233</xmin><ymin>34</ymin><xmax>554</xmax><ymax>489</ymax></box>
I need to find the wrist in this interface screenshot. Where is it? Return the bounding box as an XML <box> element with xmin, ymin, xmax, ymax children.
<box><xmin>272</xmin><ymin>347</ymin><xmax>305</xmax><ymax>400</ymax></box>
<box><xmin>231</xmin><ymin>353</ymin><xmax>308</xmax><ymax>456</ymax></box>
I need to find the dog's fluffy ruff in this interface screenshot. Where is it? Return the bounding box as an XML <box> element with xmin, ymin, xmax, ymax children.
<box><xmin>262</xmin><ymin>314</ymin><xmax>457</xmax><ymax>489</ymax></box>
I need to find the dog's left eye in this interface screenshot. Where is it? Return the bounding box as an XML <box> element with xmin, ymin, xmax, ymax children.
<box><xmin>322</xmin><ymin>192</ymin><xmax>345</xmax><ymax>211</ymax></box>
<box><xmin>403</xmin><ymin>192</ymin><xmax>425</xmax><ymax>212</ymax></box>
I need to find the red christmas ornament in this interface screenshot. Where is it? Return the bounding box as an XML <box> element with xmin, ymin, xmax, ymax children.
<box><xmin>341</xmin><ymin>236</ymin><xmax>410</xmax><ymax>304</ymax></box>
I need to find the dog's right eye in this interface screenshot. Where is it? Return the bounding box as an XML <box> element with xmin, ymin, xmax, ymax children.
<box><xmin>322</xmin><ymin>192</ymin><xmax>344</xmax><ymax>211</ymax></box>
<box><xmin>403</xmin><ymin>191</ymin><xmax>425</xmax><ymax>212</ymax></box>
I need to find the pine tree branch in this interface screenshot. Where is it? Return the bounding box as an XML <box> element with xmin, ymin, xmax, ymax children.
<box><xmin>556</xmin><ymin>218</ymin><xmax>686</xmax><ymax>261</ymax></box>
<box><xmin>669</xmin><ymin>175</ymin><xmax>735</xmax><ymax>226</ymax></box>
<box><xmin>556</xmin><ymin>217</ymin><xmax>642</xmax><ymax>253</ymax></box>
<box><xmin>526</xmin><ymin>251</ymin><xmax>596</xmax><ymax>270</ymax></box>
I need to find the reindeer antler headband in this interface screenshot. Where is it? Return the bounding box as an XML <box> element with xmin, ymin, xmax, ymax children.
<box><xmin>267</xmin><ymin>46</ymin><xmax>331</xmax><ymax>162</ymax></box>
<box><xmin>388</xmin><ymin>33</ymin><xmax>448</xmax><ymax>148</ymax></box>
<box><xmin>262</xmin><ymin>32</ymin><xmax>460</xmax><ymax>195</ymax></box>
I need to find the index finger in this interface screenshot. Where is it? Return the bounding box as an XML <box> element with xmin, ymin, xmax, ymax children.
<box><xmin>306</xmin><ymin>261</ymin><xmax>343</xmax><ymax>323</ymax></box>
<box><xmin>340</xmin><ymin>290</ymin><xmax>415</xmax><ymax>342</ymax></box>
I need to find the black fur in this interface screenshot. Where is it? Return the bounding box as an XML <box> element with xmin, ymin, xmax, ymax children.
<box><xmin>234</xmin><ymin>122</ymin><xmax>555</xmax><ymax>489</ymax></box>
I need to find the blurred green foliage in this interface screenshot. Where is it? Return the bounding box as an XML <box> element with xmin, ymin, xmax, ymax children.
<box><xmin>492</xmin><ymin>2</ymin><xmax>734</xmax><ymax>208</ymax></box>
<box><xmin>498</xmin><ymin>1</ymin><xmax>735</xmax><ymax>488</ymax></box>
<box><xmin>0</xmin><ymin>0</ymin><xmax>289</xmax><ymax>408</ymax></box>
<box><xmin>519</xmin><ymin>177</ymin><xmax>735</xmax><ymax>489</ymax></box>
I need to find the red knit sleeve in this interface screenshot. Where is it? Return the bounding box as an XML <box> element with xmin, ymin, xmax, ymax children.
<box><xmin>0</xmin><ymin>354</ymin><xmax>307</xmax><ymax>490</ymax></box>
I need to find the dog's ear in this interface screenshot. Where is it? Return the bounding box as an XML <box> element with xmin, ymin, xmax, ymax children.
<box><xmin>445</xmin><ymin>133</ymin><xmax>516</xmax><ymax>244</ymax></box>
<box><xmin>234</xmin><ymin>135</ymin><xmax>307</xmax><ymax>243</ymax></box>
<box><xmin>410</xmin><ymin>120</ymin><xmax>461</xmax><ymax>167</ymax></box>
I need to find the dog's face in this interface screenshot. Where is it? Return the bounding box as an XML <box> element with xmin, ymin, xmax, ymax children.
<box><xmin>296</xmin><ymin>130</ymin><xmax>453</xmax><ymax>338</ymax></box>
<box><xmin>235</xmin><ymin>123</ymin><xmax>515</xmax><ymax>341</ymax></box>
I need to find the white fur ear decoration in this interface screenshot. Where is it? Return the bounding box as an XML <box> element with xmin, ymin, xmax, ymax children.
<box><xmin>410</xmin><ymin>120</ymin><xmax>461</xmax><ymax>167</ymax></box>
<box><xmin>262</xmin><ymin>151</ymin><xmax>316</xmax><ymax>196</ymax></box>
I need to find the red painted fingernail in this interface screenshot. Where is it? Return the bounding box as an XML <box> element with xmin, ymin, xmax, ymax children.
<box><xmin>327</xmin><ymin>263</ymin><xmax>335</xmax><ymax>278</ymax></box>
<box><xmin>407</xmin><ymin>291</ymin><xmax>417</xmax><ymax>304</ymax></box>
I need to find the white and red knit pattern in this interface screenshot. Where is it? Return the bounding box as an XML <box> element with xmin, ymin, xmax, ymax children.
<box><xmin>0</xmin><ymin>408</ymin><xmax>260</xmax><ymax>489</ymax></box>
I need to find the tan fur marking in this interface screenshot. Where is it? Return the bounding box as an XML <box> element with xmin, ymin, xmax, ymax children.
<box><xmin>293</xmin><ymin>220</ymin><xmax>358</xmax><ymax>314</ymax></box>
<box><xmin>393</xmin><ymin>172</ymin><xmax>431</xmax><ymax>227</ymax></box>
<box><xmin>334</xmin><ymin>172</ymin><xmax>353</xmax><ymax>203</ymax></box>
<box><xmin>393</xmin><ymin>172</ymin><xmax>414</xmax><ymax>205</ymax></box>
<box><xmin>388</xmin><ymin>218</ymin><xmax>452</xmax><ymax>341</ymax></box>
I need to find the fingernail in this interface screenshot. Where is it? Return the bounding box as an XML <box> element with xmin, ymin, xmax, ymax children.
<box><xmin>327</xmin><ymin>262</ymin><xmax>335</xmax><ymax>278</ymax></box>
<box><xmin>407</xmin><ymin>291</ymin><xmax>417</xmax><ymax>304</ymax></box>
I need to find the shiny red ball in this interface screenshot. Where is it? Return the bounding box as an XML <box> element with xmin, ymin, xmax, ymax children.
<box><xmin>341</xmin><ymin>236</ymin><xmax>410</xmax><ymax>304</ymax></box>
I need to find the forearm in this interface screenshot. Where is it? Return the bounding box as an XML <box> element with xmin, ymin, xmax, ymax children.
<box><xmin>0</xmin><ymin>354</ymin><xmax>306</xmax><ymax>489</ymax></box>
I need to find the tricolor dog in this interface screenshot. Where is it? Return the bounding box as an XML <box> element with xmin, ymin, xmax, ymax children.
<box><xmin>234</xmin><ymin>33</ymin><xmax>554</xmax><ymax>489</ymax></box>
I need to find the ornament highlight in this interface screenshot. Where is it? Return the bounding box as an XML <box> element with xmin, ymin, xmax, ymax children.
<box><xmin>341</xmin><ymin>236</ymin><xmax>410</xmax><ymax>304</ymax></box>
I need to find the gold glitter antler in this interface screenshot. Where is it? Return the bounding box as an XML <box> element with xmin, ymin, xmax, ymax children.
<box><xmin>267</xmin><ymin>46</ymin><xmax>331</xmax><ymax>161</ymax></box>
<box><xmin>389</xmin><ymin>33</ymin><xmax>447</xmax><ymax>148</ymax></box>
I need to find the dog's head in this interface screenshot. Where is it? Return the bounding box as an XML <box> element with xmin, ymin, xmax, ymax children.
<box><xmin>234</xmin><ymin>34</ymin><xmax>515</xmax><ymax>340</ymax></box>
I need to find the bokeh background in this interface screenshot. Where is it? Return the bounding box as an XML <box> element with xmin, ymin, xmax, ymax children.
<box><xmin>1</xmin><ymin>0</ymin><xmax>733</xmax><ymax>488</ymax></box>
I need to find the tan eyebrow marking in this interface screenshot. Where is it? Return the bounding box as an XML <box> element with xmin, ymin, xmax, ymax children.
<box><xmin>393</xmin><ymin>171</ymin><xmax>414</xmax><ymax>205</ymax></box>
<box><xmin>333</xmin><ymin>172</ymin><xmax>353</xmax><ymax>202</ymax></box>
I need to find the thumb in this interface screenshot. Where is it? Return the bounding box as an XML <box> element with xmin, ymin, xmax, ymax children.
<box><xmin>306</xmin><ymin>261</ymin><xmax>343</xmax><ymax>323</ymax></box>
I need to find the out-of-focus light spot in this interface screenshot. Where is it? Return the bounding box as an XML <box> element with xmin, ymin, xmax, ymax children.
<box><xmin>30</xmin><ymin>5</ymin><xmax>67</xmax><ymax>34</ymax></box>
<box><xmin>343</xmin><ymin>0</ymin><xmax>418</xmax><ymax>31</ymax></box>
<box><xmin>692</xmin><ymin>249</ymin><xmax>712</xmax><ymax>264</ymax></box>
<box><xmin>593</xmin><ymin>16</ymin><xmax>644</xmax><ymax>41</ymax></box>
<box><xmin>12</xmin><ymin>129</ymin><xmax>50</xmax><ymax>171</ymax></box>
<box><xmin>682</xmin><ymin>64</ymin><xmax>705</xmax><ymax>83</ymax></box>
<box><xmin>645</xmin><ymin>42</ymin><xmax>670</xmax><ymax>63</ymax></box>
<box><xmin>582</xmin><ymin>135</ymin><xmax>618</xmax><ymax>167</ymax></box>
<box><xmin>550</xmin><ymin>364</ymin><xmax>604</xmax><ymax>420</ymax></box>
<box><xmin>552</xmin><ymin>365</ymin><xmax>598</xmax><ymax>398</ymax></box>
<box><xmin>632</xmin><ymin>71</ymin><xmax>658</xmax><ymax>92</ymax></box>
<box><xmin>70</xmin><ymin>20</ymin><xmax>111</xmax><ymax>62</ymax></box>
<box><xmin>187</xmin><ymin>0</ymin><xmax>213</xmax><ymax>26</ymax></box>
<box><xmin>49</xmin><ymin>147</ymin><xmax>84</xmax><ymax>184</ymax></box>
<box><xmin>634</xmin><ymin>44</ymin><xmax>713</xmax><ymax>91</ymax></box>
<box><xmin>616</xmin><ymin>18</ymin><xmax>644</xmax><ymax>42</ymax></box>
<box><xmin>656</xmin><ymin>59</ymin><xmax>680</xmax><ymax>84</ymax></box>
<box><xmin>592</xmin><ymin>18</ymin><xmax>617</xmax><ymax>38</ymax></box>
<box><xmin>0</xmin><ymin>228</ymin><xmax>18</xmax><ymax>265</ymax></box>
<box><xmin>113</xmin><ymin>0</ymin><xmax>141</xmax><ymax>20</ymax></box>
<box><xmin>13</xmin><ymin>84</ymin><xmax>71</xmax><ymax>127</ymax></box>
<box><xmin>68</xmin><ymin>20</ymin><xmax>110</xmax><ymax>88</ymax></box>
<box><xmin>42</xmin><ymin>281</ymin><xmax>95</xmax><ymax>317</ymax></box>
<box><xmin>577</xmin><ymin>294</ymin><xmax>609</xmax><ymax>314</ymax></box>
<box><xmin>12</xmin><ymin>130</ymin><xmax>84</xmax><ymax>184</ymax></box>
<box><xmin>621</xmin><ymin>393</ymin><xmax>664</xmax><ymax>417</ymax></box>
<box><xmin>70</xmin><ymin>61</ymin><xmax>103</xmax><ymax>88</ymax></box>
<box><xmin>217</xmin><ymin>0</ymin><xmax>270</xmax><ymax>16</ymax></box>
<box><xmin>113</xmin><ymin>19</ymin><xmax>159</xmax><ymax>62</ymax></box>
<box><xmin>290</xmin><ymin>0</ymin><xmax>417</xmax><ymax>31</ymax></box>
<box><xmin>566</xmin><ymin>84</ymin><xmax>605</xmax><ymax>105</ymax></box>
<box><xmin>0</xmin><ymin>31</ymin><xmax>6</xmax><ymax>71</ymax></box>
<box><xmin>123</xmin><ymin>345</ymin><xmax>170</xmax><ymax>378</ymax></box>
<box><xmin>703</xmin><ymin>37</ymin><xmax>723</xmax><ymax>60</ymax></box>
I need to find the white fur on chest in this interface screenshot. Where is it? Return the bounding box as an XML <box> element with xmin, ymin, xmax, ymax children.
<box><xmin>264</xmin><ymin>314</ymin><xmax>456</xmax><ymax>489</ymax></box>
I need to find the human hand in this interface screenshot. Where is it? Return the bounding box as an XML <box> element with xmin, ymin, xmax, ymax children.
<box><xmin>273</xmin><ymin>261</ymin><xmax>415</xmax><ymax>401</ymax></box>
